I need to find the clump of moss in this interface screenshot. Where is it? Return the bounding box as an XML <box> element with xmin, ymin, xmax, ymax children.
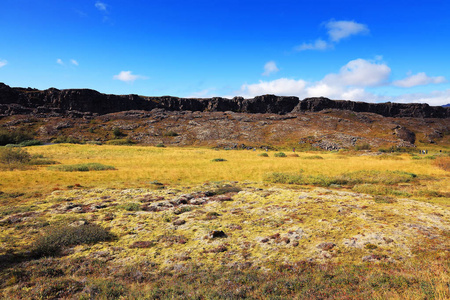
<box><xmin>122</xmin><ymin>202</ymin><xmax>141</xmax><ymax>211</ymax></box>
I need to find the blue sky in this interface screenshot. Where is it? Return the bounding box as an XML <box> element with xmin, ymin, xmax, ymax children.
<box><xmin>1</xmin><ymin>0</ymin><xmax>450</xmax><ymax>105</ymax></box>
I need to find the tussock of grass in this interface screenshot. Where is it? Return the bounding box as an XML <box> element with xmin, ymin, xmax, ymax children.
<box><xmin>274</xmin><ymin>152</ymin><xmax>286</xmax><ymax>157</ymax></box>
<box><xmin>211</xmin><ymin>158</ymin><xmax>227</xmax><ymax>162</ymax></box>
<box><xmin>352</xmin><ymin>184</ymin><xmax>410</xmax><ymax>197</ymax></box>
<box><xmin>302</xmin><ymin>155</ymin><xmax>323</xmax><ymax>159</ymax></box>
<box><xmin>48</xmin><ymin>163</ymin><xmax>116</xmax><ymax>172</ymax></box>
<box><xmin>121</xmin><ymin>202</ymin><xmax>141</xmax><ymax>211</ymax></box>
<box><xmin>31</xmin><ymin>224</ymin><xmax>115</xmax><ymax>257</ymax></box>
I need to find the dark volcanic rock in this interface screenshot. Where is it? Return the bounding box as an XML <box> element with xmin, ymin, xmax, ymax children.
<box><xmin>0</xmin><ymin>82</ymin><xmax>449</xmax><ymax>118</ymax></box>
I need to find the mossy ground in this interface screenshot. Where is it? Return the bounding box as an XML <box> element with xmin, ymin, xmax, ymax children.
<box><xmin>0</xmin><ymin>145</ymin><xmax>449</xmax><ymax>299</ymax></box>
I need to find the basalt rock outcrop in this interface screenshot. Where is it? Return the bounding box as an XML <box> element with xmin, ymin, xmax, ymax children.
<box><xmin>0</xmin><ymin>83</ymin><xmax>448</xmax><ymax>118</ymax></box>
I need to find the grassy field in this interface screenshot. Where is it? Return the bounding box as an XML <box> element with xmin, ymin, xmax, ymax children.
<box><xmin>0</xmin><ymin>144</ymin><xmax>449</xmax><ymax>299</ymax></box>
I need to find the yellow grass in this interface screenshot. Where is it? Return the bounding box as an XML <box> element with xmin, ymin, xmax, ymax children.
<box><xmin>0</xmin><ymin>144</ymin><xmax>448</xmax><ymax>201</ymax></box>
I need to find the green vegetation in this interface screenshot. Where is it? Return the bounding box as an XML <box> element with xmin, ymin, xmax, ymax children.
<box><xmin>302</xmin><ymin>155</ymin><xmax>323</xmax><ymax>159</ymax></box>
<box><xmin>211</xmin><ymin>158</ymin><xmax>227</xmax><ymax>162</ymax></box>
<box><xmin>48</xmin><ymin>163</ymin><xmax>116</xmax><ymax>172</ymax></box>
<box><xmin>265</xmin><ymin>170</ymin><xmax>417</xmax><ymax>191</ymax></box>
<box><xmin>31</xmin><ymin>224</ymin><xmax>115</xmax><ymax>257</ymax></box>
<box><xmin>52</xmin><ymin>136</ymin><xmax>82</xmax><ymax>144</ymax></box>
<box><xmin>163</xmin><ymin>130</ymin><xmax>179</xmax><ymax>137</ymax></box>
<box><xmin>113</xmin><ymin>127</ymin><xmax>126</xmax><ymax>138</ymax></box>
<box><xmin>0</xmin><ymin>129</ymin><xmax>34</xmax><ymax>146</ymax></box>
<box><xmin>274</xmin><ymin>152</ymin><xmax>287</xmax><ymax>157</ymax></box>
<box><xmin>121</xmin><ymin>202</ymin><xmax>141</xmax><ymax>211</ymax></box>
<box><xmin>259</xmin><ymin>153</ymin><xmax>269</xmax><ymax>157</ymax></box>
<box><xmin>105</xmin><ymin>138</ymin><xmax>135</xmax><ymax>145</ymax></box>
<box><xmin>355</xmin><ymin>143</ymin><xmax>371</xmax><ymax>150</ymax></box>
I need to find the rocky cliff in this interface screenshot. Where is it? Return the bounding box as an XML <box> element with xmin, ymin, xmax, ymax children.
<box><xmin>1</xmin><ymin>83</ymin><xmax>448</xmax><ymax>118</ymax></box>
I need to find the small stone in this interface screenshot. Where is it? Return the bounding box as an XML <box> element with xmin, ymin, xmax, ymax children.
<box><xmin>317</xmin><ymin>242</ymin><xmax>336</xmax><ymax>251</ymax></box>
<box><xmin>173</xmin><ymin>219</ymin><xmax>186</xmax><ymax>226</ymax></box>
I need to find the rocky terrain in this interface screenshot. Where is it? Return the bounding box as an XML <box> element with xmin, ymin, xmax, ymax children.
<box><xmin>1</xmin><ymin>83</ymin><xmax>449</xmax><ymax>150</ymax></box>
<box><xmin>1</xmin><ymin>82</ymin><xmax>449</xmax><ymax>118</ymax></box>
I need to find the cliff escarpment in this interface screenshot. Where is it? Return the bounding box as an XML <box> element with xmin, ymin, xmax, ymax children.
<box><xmin>0</xmin><ymin>83</ymin><xmax>448</xmax><ymax>118</ymax></box>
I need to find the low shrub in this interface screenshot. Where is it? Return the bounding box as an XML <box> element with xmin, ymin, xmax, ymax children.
<box><xmin>31</xmin><ymin>224</ymin><xmax>115</xmax><ymax>257</ymax></box>
<box><xmin>19</xmin><ymin>140</ymin><xmax>42</xmax><ymax>147</ymax></box>
<box><xmin>274</xmin><ymin>152</ymin><xmax>286</xmax><ymax>157</ymax></box>
<box><xmin>258</xmin><ymin>153</ymin><xmax>269</xmax><ymax>157</ymax></box>
<box><xmin>155</xmin><ymin>143</ymin><xmax>166</xmax><ymax>148</ymax></box>
<box><xmin>48</xmin><ymin>163</ymin><xmax>116</xmax><ymax>172</ymax></box>
<box><xmin>355</xmin><ymin>143</ymin><xmax>371</xmax><ymax>151</ymax></box>
<box><xmin>105</xmin><ymin>139</ymin><xmax>135</xmax><ymax>145</ymax></box>
<box><xmin>52</xmin><ymin>136</ymin><xmax>83</xmax><ymax>144</ymax></box>
<box><xmin>113</xmin><ymin>128</ymin><xmax>127</xmax><ymax>138</ymax></box>
<box><xmin>0</xmin><ymin>129</ymin><xmax>34</xmax><ymax>146</ymax></box>
<box><xmin>163</xmin><ymin>131</ymin><xmax>179</xmax><ymax>137</ymax></box>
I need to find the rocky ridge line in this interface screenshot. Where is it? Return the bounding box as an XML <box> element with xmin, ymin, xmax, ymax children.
<box><xmin>1</xmin><ymin>82</ymin><xmax>449</xmax><ymax>118</ymax></box>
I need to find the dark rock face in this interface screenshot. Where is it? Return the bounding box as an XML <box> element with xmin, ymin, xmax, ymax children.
<box><xmin>0</xmin><ymin>83</ymin><xmax>449</xmax><ymax>118</ymax></box>
<box><xmin>394</xmin><ymin>127</ymin><xmax>416</xmax><ymax>144</ymax></box>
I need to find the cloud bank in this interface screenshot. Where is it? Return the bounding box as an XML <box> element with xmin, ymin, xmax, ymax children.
<box><xmin>237</xmin><ymin>58</ymin><xmax>448</xmax><ymax>106</ymax></box>
<box><xmin>0</xmin><ymin>60</ymin><xmax>7</xmax><ymax>68</ymax></box>
<box><xmin>393</xmin><ymin>72</ymin><xmax>446</xmax><ymax>88</ymax></box>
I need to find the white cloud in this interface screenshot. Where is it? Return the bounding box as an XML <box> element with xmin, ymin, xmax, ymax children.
<box><xmin>295</xmin><ymin>20</ymin><xmax>368</xmax><ymax>52</ymax></box>
<box><xmin>325</xmin><ymin>20</ymin><xmax>369</xmax><ymax>42</ymax></box>
<box><xmin>113</xmin><ymin>71</ymin><xmax>147</xmax><ymax>83</ymax></box>
<box><xmin>95</xmin><ymin>1</ymin><xmax>107</xmax><ymax>11</ymax></box>
<box><xmin>295</xmin><ymin>39</ymin><xmax>331</xmax><ymax>52</ymax></box>
<box><xmin>262</xmin><ymin>61</ymin><xmax>279</xmax><ymax>76</ymax></box>
<box><xmin>322</xmin><ymin>58</ymin><xmax>391</xmax><ymax>87</ymax></box>
<box><xmin>392</xmin><ymin>72</ymin><xmax>446</xmax><ymax>88</ymax></box>
<box><xmin>70</xmin><ymin>59</ymin><xmax>79</xmax><ymax>66</ymax></box>
<box><xmin>56</xmin><ymin>58</ymin><xmax>64</xmax><ymax>65</ymax></box>
<box><xmin>0</xmin><ymin>60</ymin><xmax>7</xmax><ymax>68</ymax></box>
